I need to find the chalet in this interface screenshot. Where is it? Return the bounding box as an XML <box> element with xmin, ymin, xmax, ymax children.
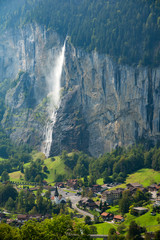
<box><xmin>127</xmin><ymin>183</ymin><xmax>143</xmax><ymax>189</ymax></box>
<box><xmin>92</xmin><ymin>185</ymin><xmax>101</xmax><ymax>193</ymax></box>
<box><xmin>44</xmin><ymin>214</ymin><xmax>52</xmax><ymax>219</ymax></box>
<box><xmin>101</xmin><ymin>212</ymin><xmax>114</xmax><ymax>221</ymax></box>
<box><xmin>87</xmin><ymin>201</ymin><xmax>98</xmax><ymax>210</ymax></box>
<box><xmin>28</xmin><ymin>214</ymin><xmax>42</xmax><ymax>221</ymax></box>
<box><xmin>67</xmin><ymin>179</ymin><xmax>78</xmax><ymax>189</ymax></box>
<box><xmin>102</xmin><ymin>188</ymin><xmax>124</xmax><ymax>204</ymax></box>
<box><xmin>132</xmin><ymin>207</ymin><xmax>148</xmax><ymax>216</ymax></box>
<box><xmin>155</xmin><ymin>197</ymin><xmax>160</xmax><ymax>206</ymax></box>
<box><xmin>148</xmin><ymin>184</ymin><xmax>158</xmax><ymax>192</ymax></box>
<box><xmin>78</xmin><ymin>198</ymin><xmax>98</xmax><ymax>210</ymax></box>
<box><xmin>113</xmin><ymin>215</ymin><xmax>124</xmax><ymax>222</ymax></box>
<box><xmin>6</xmin><ymin>219</ymin><xmax>13</xmax><ymax>224</ymax></box>
<box><xmin>101</xmin><ymin>184</ymin><xmax>108</xmax><ymax>192</ymax></box>
<box><xmin>17</xmin><ymin>214</ymin><xmax>28</xmax><ymax>223</ymax></box>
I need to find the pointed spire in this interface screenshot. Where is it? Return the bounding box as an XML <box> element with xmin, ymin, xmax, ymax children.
<box><xmin>54</xmin><ymin>187</ymin><xmax>59</xmax><ymax>197</ymax></box>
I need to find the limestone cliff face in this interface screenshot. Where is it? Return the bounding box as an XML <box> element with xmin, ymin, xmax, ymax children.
<box><xmin>1</xmin><ymin>24</ymin><xmax>160</xmax><ymax>156</ymax></box>
<box><xmin>0</xmin><ymin>24</ymin><xmax>64</xmax><ymax>149</ymax></box>
<box><xmin>51</xmin><ymin>41</ymin><xmax>160</xmax><ymax>157</ymax></box>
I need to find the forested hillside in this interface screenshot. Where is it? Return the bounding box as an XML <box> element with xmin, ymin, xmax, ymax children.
<box><xmin>0</xmin><ymin>0</ymin><xmax>160</xmax><ymax>66</ymax></box>
<box><xmin>59</xmin><ymin>144</ymin><xmax>160</xmax><ymax>185</ymax></box>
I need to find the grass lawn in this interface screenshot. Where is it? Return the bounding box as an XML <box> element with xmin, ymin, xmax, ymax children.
<box><xmin>124</xmin><ymin>210</ymin><xmax>160</xmax><ymax>232</ymax></box>
<box><xmin>10</xmin><ymin>154</ymin><xmax>71</xmax><ymax>184</ymax></box>
<box><xmin>110</xmin><ymin>168</ymin><xmax>160</xmax><ymax>190</ymax></box>
<box><xmin>94</xmin><ymin>222</ymin><xmax>116</xmax><ymax>237</ymax></box>
<box><xmin>107</xmin><ymin>205</ymin><xmax>120</xmax><ymax>215</ymax></box>
<box><xmin>9</xmin><ymin>155</ymin><xmax>71</xmax><ymax>184</ymax></box>
<box><xmin>44</xmin><ymin>156</ymin><xmax>71</xmax><ymax>183</ymax></box>
<box><xmin>125</xmin><ymin>168</ymin><xmax>160</xmax><ymax>187</ymax></box>
<box><xmin>9</xmin><ymin>171</ymin><xmax>24</xmax><ymax>182</ymax></box>
<box><xmin>96</xmin><ymin>178</ymin><xmax>104</xmax><ymax>185</ymax></box>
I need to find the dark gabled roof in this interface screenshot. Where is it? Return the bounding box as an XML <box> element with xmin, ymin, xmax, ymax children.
<box><xmin>127</xmin><ymin>183</ymin><xmax>143</xmax><ymax>188</ymax></box>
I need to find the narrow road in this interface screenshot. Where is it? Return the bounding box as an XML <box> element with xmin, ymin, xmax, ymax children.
<box><xmin>72</xmin><ymin>201</ymin><xmax>94</xmax><ymax>220</ymax></box>
<box><xmin>57</xmin><ymin>188</ymin><xmax>94</xmax><ymax>220</ymax></box>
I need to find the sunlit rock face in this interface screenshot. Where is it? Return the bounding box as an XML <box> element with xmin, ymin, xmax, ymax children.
<box><xmin>1</xmin><ymin>24</ymin><xmax>160</xmax><ymax>157</ymax></box>
<box><xmin>52</xmin><ymin>41</ymin><xmax>160</xmax><ymax>157</ymax></box>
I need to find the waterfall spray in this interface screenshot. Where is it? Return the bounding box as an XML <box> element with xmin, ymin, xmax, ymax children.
<box><xmin>41</xmin><ymin>41</ymin><xmax>66</xmax><ymax>158</ymax></box>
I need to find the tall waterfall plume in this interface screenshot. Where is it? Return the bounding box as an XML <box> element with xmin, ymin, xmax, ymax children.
<box><xmin>41</xmin><ymin>42</ymin><xmax>66</xmax><ymax>158</ymax></box>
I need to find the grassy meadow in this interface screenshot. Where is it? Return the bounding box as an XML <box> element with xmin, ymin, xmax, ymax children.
<box><xmin>9</xmin><ymin>152</ymin><xmax>71</xmax><ymax>184</ymax></box>
<box><xmin>108</xmin><ymin>168</ymin><xmax>160</xmax><ymax>190</ymax></box>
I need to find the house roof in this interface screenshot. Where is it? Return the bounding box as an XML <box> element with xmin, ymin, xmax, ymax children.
<box><xmin>17</xmin><ymin>214</ymin><xmax>28</xmax><ymax>220</ymax></box>
<box><xmin>133</xmin><ymin>207</ymin><xmax>148</xmax><ymax>211</ymax></box>
<box><xmin>149</xmin><ymin>184</ymin><xmax>157</xmax><ymax>188</ymax></box>
<box><xmin>101</xmin><ymin>212</ymin><xmax>110</xmax><ymax>217</ymax></box>
<box><xmin>104</xmin><ymin>189</ymin><xmax>123</xmax><ymax>195</ymax></box>
<box><xmin>114</xmin><ymin>215</ymin><xmax>124</xmax><ymax>220</ymax></box>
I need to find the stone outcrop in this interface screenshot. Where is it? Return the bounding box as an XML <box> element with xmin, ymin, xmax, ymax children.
<box><xmin>1</xmin><ymin>24</ymin><xmax>160</xmax><ymax>156</ymax></box>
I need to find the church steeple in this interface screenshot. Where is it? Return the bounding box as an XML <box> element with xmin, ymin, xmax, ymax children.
<box><xmin>54</xmin><ymin>187</ymin><xmax>59</xmax><ymax>197</ymax></box>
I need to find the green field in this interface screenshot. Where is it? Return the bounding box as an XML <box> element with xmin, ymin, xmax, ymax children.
<box><xmin>95</xmin><ymin>209</ymin><xmax>160</xmax><ymax>237</ymax></box>
<box><xmin>125</xmin><ymin>168</ymin><xmax>160</xmax><ymax>187</ymax></box>
<box><xmin>44</xmin><ymin>156</ymin><xmax>71</xmax><ymax>183</ymax></box>
<box><xmin>107</xmin><ymin>205</ymin><xmax>120</xmax><ymax>215</ymax></box>
<box><xmin>9</xmin><ymin>171</ymin><xmax>24</xmax><ymax>182</ymax></box>
<box><xmin>94</xmin><ymin>222</ymin><xmax>116</xmax><ymax>236</ymax></box>
<box><xmin>96</xmin><ymin>178</ymin><xmax>104</xmax><ymax>185</ymax></box>
<box><xmin>9</xmin><ymin>153</ymin><xmax>72</xmax><ymax>183</ymax></box>
<box><xmin>110</xmin><ymin>168</ymin><xmax>160</xmax><ymax>190</ymax></box>
<box><xmin>124</xmin><ymin>210</ymin><xmax>160</xmax><ymax>232</ymax></box>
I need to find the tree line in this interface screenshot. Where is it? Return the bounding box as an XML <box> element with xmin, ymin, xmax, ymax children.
<box><xmin>0</xmin><ymin>214</ymin><xmax>96</xmax><ymax>240</ymax></box>
<box><xmin>0</xmin><ymin>216</ymin><xmax>160</xmax><ymax>240</ymax></box>
<box><xmin>60</xmin><ymin>144</ymin><xmax>160</xmax><ymax>185</ymax></box>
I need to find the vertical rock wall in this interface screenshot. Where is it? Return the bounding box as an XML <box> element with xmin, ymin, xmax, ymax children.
<box><xmin>51</xmin><ymin>41</ymin><xmax>160</xmax><ymax>157</ymax></box>
<box><xmin>0</xmin><ymin>25</ymin><xmax>160</xmax><ymax>156</ymax></box>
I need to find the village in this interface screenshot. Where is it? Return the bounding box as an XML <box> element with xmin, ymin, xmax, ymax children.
<box><xmin>0</xmin><ymin>178</ymin><xmax>160</xmax><ymax>228</ymax></box>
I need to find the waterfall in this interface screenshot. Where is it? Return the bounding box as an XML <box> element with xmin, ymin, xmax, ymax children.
<box><xmin>41</xmin><ymin>42</ymin><xmax>66</xmax><ymax>158</ymax></box>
